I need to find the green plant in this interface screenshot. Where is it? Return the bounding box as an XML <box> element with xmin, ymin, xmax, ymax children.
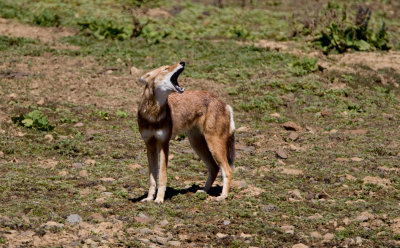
<box><xmin>116</xmin><ymin>110</ymin><xmax>129</xmax><ymax>118</ymax></box>
<box><xmin>313</xmin><ymin>7</ymin><xmax>390</xmax><ymax>54</ymax></box>
<box><xmin>33</xmin><ymin>9</ymin><xmax>60</xmax><ymax>27</ymax></box>
<box><xmin>95</xmin><ymin>110</ymin><xmax>110</xmax><ymax>120</ymax></box>
<box><xmin>12</xmin><ymin>110</ymin><xmax>54</xmax><ymax>131</ymax></box>
<box><xmin>288</xmin><ymin>56</ymin><xmax>320</xmax><ymax>76</ymax></box>
<box><xmin>78</xmin><ymin>20</ymin><xmax>131</xmax><ymax>41</ymax></box>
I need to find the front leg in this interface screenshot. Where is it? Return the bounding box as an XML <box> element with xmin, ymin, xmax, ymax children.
<box><xmin>154</xmin><ymin>141</ymin><xmax>169</xmax><ymax>204</ymax></box>
<box><xmin>142</xmin><ymin>139</ymin><xmax>159</xmax><ymax>202</ymax></box>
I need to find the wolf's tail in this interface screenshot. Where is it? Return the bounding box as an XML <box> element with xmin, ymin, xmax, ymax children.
<box><xmin>226</xmin><ymin>105</ymin><xmax>235</xmax><ymax>169</ymax></box>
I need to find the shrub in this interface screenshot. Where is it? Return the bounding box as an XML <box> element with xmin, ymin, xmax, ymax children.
<box><xmin>288</xmin><ymin>56</ymin><xmax>320</xmax><ymax>76</ymax></box>
<box><xmin>12</xmin><ymin>110</ymin><xmax>54</xmax><ymax>131</ymax></box>
<box><xmin>313</xmin><ymin>7</ymin><xmax>390</xmax><ymax>54</ymax></box>
<box><xmin>78</xmin><ymin>20</ymin><xmax>131</xmax><ymax>41</ymax></box>
<box><xmin>33</xmin><ymin>9</ymin><xmax>61</xmax><ymax>27</ymax></box>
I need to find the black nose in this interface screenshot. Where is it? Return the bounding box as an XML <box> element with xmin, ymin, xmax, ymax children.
<box><xmin>179</xmin><ymin>61</ymin><xmax>185</xmax><ymax>67</ymax></box>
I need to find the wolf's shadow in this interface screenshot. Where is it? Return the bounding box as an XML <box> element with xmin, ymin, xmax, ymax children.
<box><xmin>129</xmin><ymin>184</ymin><xmax>222</xmax><ymax>202</ymax></box>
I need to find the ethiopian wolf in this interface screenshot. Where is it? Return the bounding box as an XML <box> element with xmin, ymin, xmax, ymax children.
<box><xmin>137</xmin><ymin>62</ymin><xmax>235</xmax><ymax>203</ymax></box>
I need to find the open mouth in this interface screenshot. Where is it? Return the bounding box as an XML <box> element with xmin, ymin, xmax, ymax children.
<box><xmin>171</xmin><ymin>66</ymin><xmax>184</xmax><ymax>93</ymax></box>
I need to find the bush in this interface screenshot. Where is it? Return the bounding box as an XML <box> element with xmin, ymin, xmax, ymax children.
<box><xmin>33</xmin><ymin>9</ymin><xmax>60</xmax><ymax>27</ymax></box>
<box><xmin>78</xmin><ymin>20</ymin><xmax>131</xmax><ymax>41</ymax></box>
<box><xmin>313</xmin><ymin>7</ymin><xmax>390</xmax><ymax>54</ymax></box>
<box><xmin>288</xmin><ymin>56</ymin><xmax>320</xmax><ymax>76</ymax></box>
<box><xmin>12</xmin><ymin>110</ymin><xmax>54</xmax><ymax>131</ymax></box>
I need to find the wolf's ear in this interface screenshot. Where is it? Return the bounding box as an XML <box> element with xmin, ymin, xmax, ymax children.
<box><xmin>138</xmin><ymin>73</ymin><xmax>150</xmax><ymax>85</ymax></box>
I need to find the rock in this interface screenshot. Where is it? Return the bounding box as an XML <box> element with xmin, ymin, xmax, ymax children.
<box><xmin>96</xmin><ymin>185</ymin><xmax>107</xmax><ymax>192</ymax></box>
<box><xmin>320</xmin><ymin>110</ymin><xmax>330</xmax><ymax>117</ymax></box>
<box><xmin>43</xmin><ymin>221</ymin><xmax>64</xmax><ymax>229</ymax></box>
<box><xmin>74</xmin><ymin>122</ymin><xmax>84</xmax><ymax>127</ymax></box>
<box><xmin>90</xmin><ymin>213</ymin><xmax>104</xmax><ymax>221</ymax></box>
<box><xmin>276</xmin><ymin>148</ymin><xmax>288</xmax><ymax>159</ymax></box>
<box><xmin>282</xmin><ymin>121</ymin><xmax>302</xmax><ymax>131</ymax></box>
<box><xmin>262</xmin><ymin>204</ymin><xmax>276</xmax><ymax>212</ymax></box>
<box><xmin>288</xmin><ymin>132</ymin><xmax>299</xmax><ymax>141</ymax></box>
<box><xmin>216</xmin><ymin>233</ymin><xmax>228</xmax><ymax>238</ymax></box>
<box><xmin>100</xmin><ymin>177</ymin><xmax>115</xmax><ymax>182</ymax></box>
<box><xmin>44</xmin><ymin>134</ymin><xmax>54</xmax><ymax>142</ymax></box>
<box><xmin>329</xmin><ymin>129</ymin><xmax>338</xmax><ymax>134</ymax></box>
<box><xmin>67</xmin><ymin>214</ymin><xmax>82</xmax><ymax>224</ymax></box>
<box><xmin>8</xmin><ymin>93</ymin><xmax>17</xmax><ymax>100</ymax></box>
<box><xmin>80</xmin><ymin>188</ymin><xmax>91</xmax><ymax>196</ymax></box>
<box><xmin>292</xmin><ymin>244</ymin><xmax>308</xmax><ymax>248</ymax></box>
<box><xmin>139</xmin><ymin>228</ymin><xmax>153</xmax><ymax>235</ymax></box>
<box><xmin>355</xmin><ymin>211</ymin><xmax>374</xmax><ymax>222</ymax></box>
<box><xmin>344</xmin><ymin>238</ymin><xmax>355</xmax><ymax>245</ymax></box>
<box><xmin>350</xmin><ymin>157</ymin><xmax>363</xmax><ymax>162</ymax></box>
<box><xmin>281</xmin><ymin>225</ymin><xmax>294</xmax><ymax>235</ymax></box>
<box><xmin>154</xmin><ymin>236</ymin><xmax>169</xmax><ymax>245</ymax></box>
<box><xmin>168</xmin><ymin>154</ymin><xmax>175</xmax><ymax>160</ymax></box>
<box><xmin>270</xmin><ymin>113</ymin><xmax>281</xmax><ymax>118</ymax></box>
<box><xmin>134</xmin><ymin>213</ymin><xmax>151</xmax><ymax>224</ymax></box>
<box><xmin>37</xmin><ymin>98</ymin><xmax>45</xmax><ymax>105</ymax></box>
<box><xmin>223</xmin><ymin>220</ymin><xmax>231</xmax><ymax>226</ymax></box>
<box><xmin>168</xmin><ymin>241</ymin><xmax>181</xmax><ymax>247</ymax></box>
<box><xmin>0</xmin><ymin>151</ymin><xmax>4</xmax><ymax>158</ymax></box>
<box><xmin>130</xmin><ymin>66</ymin><xmax>141</xmax><ymax>75</ymax></box>
<box><xmin>79</xmin><ymin>170</ymin><xmax>89</xmax><ymax>178</ymax></box>
<box><xmin>85</xmin><ymin>159</ymin><xmax>96</xmax><ymax>166</ymax></box>
<box><xmin>343</xmin><ymin>217</ymin><xmax>351</xmax><ymax>225</ymax></box>
<box><xmin>236</xmin><ymin>126</ymin><xmax>249</xmax><ymax>133</ymax></box>
<box><xmin>240</xmin><ymin>233</ymin><xmax>252</xmax><ymax>239</ymax></box>
<box><xmin>323</xmin><ymin>233</ymin><xmax>334</xmax><ymax>241</ymax></box>
<box><xmin>307</xmin><ymin>213</ymin><xmax>323</xmax><ymax>220</ymax></box>
<box><xmin>355</xmin><ymin>236</ymin><xmax>362</xmax><ymax>245</ymax></box>
<box><xmin>335</xmin><ymin>158</ymin><xmax>349</xmax><ymax>162</ymax></box>
<box><xmin>363</xmin><ymin>176</ymin><xmax>390</xmax><ymax>188</ymax></box>
<box><xmin>310</xmin><ymin>231</ymin><xmax>322</xmax><ymax>240</ymax></box>
<box><xmin>279</xmin><ymin>168</ymin><xmax>303</xmax><ymax>175</ymax></box>
<box><xmin>128</xmin><ymin>163</ymin><xmax>142</xmax><ymax>170</ymax></box>
<box><xmin>345</xmin><ymin>174</ymin><xmax>356</xmax><ymax>181</ymax></box>
<box><xmin>288</xmin><ymin>189</ymin><xmax>302</xmax><ymax>199</ymax></box>
<box><xmin>72</xmin><ymin>162</ymin><xmax>85</xmax><ymax>168</ymax></box>
<box><xmin>59</xmin><ymin>170</ymin><xmax>68</xmax><ymax>176</ymax></box>
<box><xmin>159</xmin><ymin>219</ymin><xmax>169</xmax><ymax>227</ymax></box>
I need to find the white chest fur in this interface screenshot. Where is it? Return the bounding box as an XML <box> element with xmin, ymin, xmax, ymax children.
<box><xmin>141</xmin><ymin>129</ymin><xmax>169</xmax><ymax>143</ymax></box>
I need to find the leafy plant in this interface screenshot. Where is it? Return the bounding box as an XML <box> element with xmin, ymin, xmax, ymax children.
<box><xmin>78</xmin><ymin>20</ymin><xmax>131</xmax><ymax>40</ymax></box>
<box><xmin>288</xmin><ymin>56</ymin><xmax>320</xmax><ymax>76</ymax></box>
<box><xmin>95</xmin><ymin>110</ymin><xmax>109</xmax><ymax>120</ymax></box>
<box><xmin>313</xmin><ymin>7</ymin><xmax>390</xmax><ymax>54</ymax></box>
<box><xmin>33</xmin><ymin>9</ymin><xmax>61</xmax><ymax>27</ymax></box>
<box><xmin>116</xmin><ymin>110</ymin><xmax>129</xmax><ymax>118</ymax></box>
<box><xmin>12</xmin><ymin>110</ymin><xmax>54</xmax><ymax>131</ymax></box>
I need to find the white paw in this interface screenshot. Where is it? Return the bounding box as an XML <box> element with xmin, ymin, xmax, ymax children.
<box><xmin>141</xmin><ymin>197</ymin><xmax>153</xmax><ymax>202</ymax></box>
<box><xmin>216</xmin><ymin>195</ymin><xmax>227</xmax><ymax>201</ymax></box>
<box><xmin>196</xmin><ymin>189</ymin><xmax>205</xmax><ymax>193</ymax></box>
<box><xmin>154</xmin><ymin>198</ymin><xmax>164</xmax><ymax>204</ymax></box>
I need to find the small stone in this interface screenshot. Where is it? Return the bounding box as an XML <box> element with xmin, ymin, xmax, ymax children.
<box><xmin>72</xmin><ymin>162</ymin><xmax>84</xmax><ymax>168</ymax></box>
<box><xmin>223</xmin><ymin>220</ymin><xmax>231</xmax><ymax>226</ymax></box>
<box><xmin>168</xmin><ymin>154</ymin><xmax>175</xmax><ymax>160</ymax></box>
<box><xmin>0</xmin><ymin>151</ymin><xmax>4</xmax><ymax>158</ymax></box>
<box><xmin>139</xmin><ymin>228</ymin><xmax>152</xmax><ymax>235</ymax></box>
<box><xmin>90</xmin><ymin>213</ymin><xmax>104</xmax><ymax>221</ymax></box>
<box><xmin>159</xmin><ymin>219</ymin><xmax>169</xmax><ymax>227</ymax></box>
<box><xmin>67</xmin><ymin>214</ymin><xmax>82</xmax><ymax>224</ymax></box>
<box><xmin>344</xmin><ymin>238</ymin><xmax>355</xmax><ymax>245</ymax></box>
<box><xmin>335</xmin><ymin>157</ymin><xmax>349</xmax><ymax>162</ymax></box>
<box><xmin>288</xmin><ymin>132</ymin><xmax>299</xmax><ymax>141</ymax></box>
<box><xmin>310</xmin><ymin>231</ymin><xmax>322</xmax><ymax>240</ymax></box>
<box><xmin>59</xmin><ymin>170</ymin><xmax>68</xmax><ymax>176</ymax></box>
<box><xmin>276</xmin><ymin>148</ymin><xmax>288</xmax><ymax>159</ymax></box>
<box><xmin>8</xmin><ymin>93</ymin><xmax>17</xmax><ymax>100</ymax></box>
<box><xmin>96</xmin><ymin>185</ymin><xmax>107</xmax><ymax>192</ymax></box>
<box><xmin>168</xmin><ymin>241</ymin><xmax>181</xmax><ymax>247</ymax></box>
<box><xmin>216</xmin><ymin>233</ymin><xmax>228</xmax><ymax>238</ymax></box>
<box><xmin>240</xmin><ymin>233</ymin><xmax>252</xmax><ymax>239</ymax></box>
<box><xmin>281</xmin><ymin>225</ymin><xmax>294</xmax><ymax>235</ymax></box>
<box><xmin>43</xmin><ymin>221</ymin><xmax>64</xmax><ymax>229</ymax></box>
<box><xmin>134</xmin><ymin>213</ymin><xmax>151</xmax><ymax>223</ymax></box>
<box><xmin>282</xmin><ymin>121</ymin><xmax>302</xmax><ymax>131</ymax></box>
<box><xmin>292</xmin><ymin>244</ymin><xmax>308</xmax><ymax>248</ymax></box>
<box><xmin>79</xmin><ymin>170</ymin><xmax>88</xmax><ymax>178</ymax></box>
<box><xmin>130</xmin><ymin>66</ymin><xmax>141</xmax><ymax>75</ymax></box>
<box><xmin>44</xmin><ymin>134</ymin><xmax>54</xmax><ymax>142</ymax></box>
<box><xmin>100</xmin><ymin>177</ymin><xmax>115</xmax><ymax>182</ymax></box>
<box><xmin>323</xmin><ymin>233</ymin><xmax>334</xmax><ymax>241</ymax></box>
<box><xmin>355</xmin><ymin>211</ymin><xmax>374</xmax><ymax>222</ymax></box>
<box><xmin>128</xmin><ymin>163</ymin><xmax>142</xmax><ymax>170</ymax></box>
<box><xmin>307</xmin><ymin>213</ymin><xmax>323</xmax><ymax>220</ymax></box>
<box><xmin>345</xmin><ymin>174</ymin><xmax>356</xmax><ymax>181</ymax></box>
<box><xmin>236</xmin><ymin>126</ymin><xmax>249</xmax><ymax>133</ymax></box>
<box><xmin>270</xmin><ymin>112</ymin><xmax>281</xmax><ymax>118</ymax></box>
<box><xmin>262</xmin><ymin>204</ymin><xmax>276</xmax><ymax>212</ymax></box>
<box><xmin>85</xmin><ymin>159</ymin><xmax>96</xmax><ymax>166</ymax></box>
<box><xmin>74</xmin><ymin>122</ymin><xmax>84</xmax><ymax>127</ymax></box>
<box><xmin>350</xmin><ymin>157</ymin><xmax>363</xmax><ymax>162</ymax></box>
<box><xmin>80</xmin><ymin>188</ymin><xmax>91</xmax><ymax>196</ymax></box>
<box><xmin>288</xmin><ymin>189</ymin><xmax>302</xmax><ymax>199</ymax></box>
<box><xmin>355</xmin><ymin>236</ymin><xmax>362</xmax><ymax>245</ymax></box>
<box><xmin>37</xmin><ymin>98</ymin><xmax>45</xmax><ymax>105</ymax></box>
<box><xmin>320</xmin><ymin>110</ymin><xmax>330</xmax><ymax>117</ymax></box>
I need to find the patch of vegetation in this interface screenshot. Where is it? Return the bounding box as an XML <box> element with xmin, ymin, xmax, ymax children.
<box><xmin>288</xmin><ymin>56</ymin><xmax>321</xmax><ymax>76</ymax></box>
<box><xmin>11</xmin><ymin>110</ymin><xmax>54</xmax><ymax>131</ymax></box>
<box><xmin>78</xmin><ymin>20</ymin><xmax>131</xmax><ymax>41</ymax></box>
<box><xmin>313</xmin><ymin>7</ymin><xmax>390</xmax><ymax>54</ymax></box>
<box><xmin>33</xmin><ymin>9</ymin><xmax>61</xmax><ymax>27</ymax></box>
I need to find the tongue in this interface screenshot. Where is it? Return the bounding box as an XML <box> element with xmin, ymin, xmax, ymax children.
<box><xmin>174</xmin><ymin>84</ymin><xmax>184</xmax><ymax>93</ymax></box>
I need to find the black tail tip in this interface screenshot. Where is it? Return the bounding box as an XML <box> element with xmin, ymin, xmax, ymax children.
<box><xmin>179</xmin><ymin>61</ymin><xmax>185</xmax><ymax>67</ymax></box>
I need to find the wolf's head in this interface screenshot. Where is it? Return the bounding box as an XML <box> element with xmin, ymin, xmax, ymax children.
<box><xmin>139</xmin><ymin>62</ymin><xmax>185</xmax><ymax>94</ymax></box>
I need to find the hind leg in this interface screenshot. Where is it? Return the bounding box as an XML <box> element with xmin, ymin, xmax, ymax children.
<box><xmin>204</xmin><ymin>134</ymin><xmax>232</xmax><ymax>201</ymax></box>
<box><xmin>188</xmin><ymin>129</ymin><xmax>219</xmax><ymax>193</ymax></box>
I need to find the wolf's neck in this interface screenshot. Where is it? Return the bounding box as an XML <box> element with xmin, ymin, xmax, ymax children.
<box><xmin>139</xmin><ymin>86</ymin><xmax>168</xmax><ymax>122</ymax></box>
